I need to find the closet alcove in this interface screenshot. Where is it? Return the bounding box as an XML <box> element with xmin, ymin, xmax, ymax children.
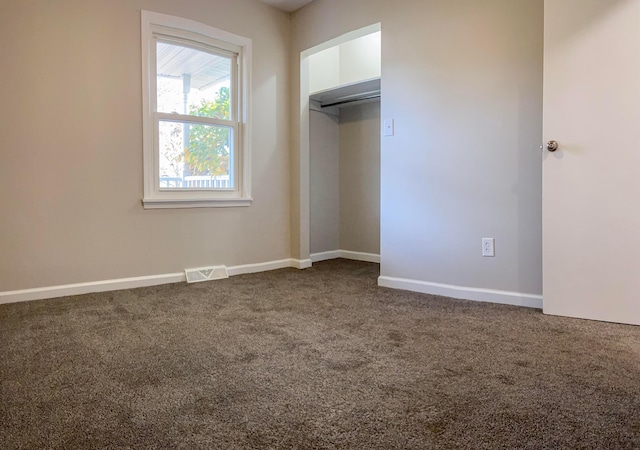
<box><xmin>308</xmin><ymin>30</ymin><xmax>381</xmax><ymax>261</ymax></box>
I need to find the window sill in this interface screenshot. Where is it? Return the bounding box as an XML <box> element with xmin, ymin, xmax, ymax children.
<box><xmin>142</xmin><ymin>197</ymin><xmax>253</xmax><ymax>209</ymax></box>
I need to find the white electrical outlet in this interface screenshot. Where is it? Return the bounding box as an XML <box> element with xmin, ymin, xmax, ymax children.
<box><xmin>482</xmin><ymin>238</ymin><xmax>495</xmax><ymax>257</ymax></box>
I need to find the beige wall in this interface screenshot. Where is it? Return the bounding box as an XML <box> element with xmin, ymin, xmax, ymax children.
<box><xmin>308</xmin><ymin>31</ymin><xmax>381</xmax><ymax>94</ymax></box>
<box><xmin>339</xmin><ymin>102</ymin><xmax>380</xmax><ymax>255</ymax></box>
<box><xmin>1</xmin><ymin>0</ymin><xmax>545</xmax><ymax>299</ymax></box>
<box><xmin>308</xmin><ymin>47</ymin><xmax>340</xmax><ymax>94</ymax></box>
<box><xmin>0</xmin><ymin>0</ymin><xmax>291</xmax><ymax>291</ymax></box>
<box><xmin>309</xmin><ymin>110</ymin><xmax>340</xmax><ymax>254</ymax></box>
<box><xmin>338</xmin><ymin>32</ymin><xmax>381</xmax><ymax>87</ymax></box>
<box><xmin>292</xmin><ymin>0</ymin><xmax>543</xmax><ymax>295</ymax></box>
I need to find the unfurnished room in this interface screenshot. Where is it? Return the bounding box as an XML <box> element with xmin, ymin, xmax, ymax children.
<box><xmin>1</xmin><ymin>0</ymin><xmax>639</xmax><ymax>448</ymax></box>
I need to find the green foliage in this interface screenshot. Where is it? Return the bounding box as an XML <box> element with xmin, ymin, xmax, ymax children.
<box><xmin>184</xmin><ymin>87</ymin><xmax>231</xmax><ymax>176</ymax></box>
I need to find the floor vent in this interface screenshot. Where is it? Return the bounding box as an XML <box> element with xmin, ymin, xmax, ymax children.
<box><xmin>185</xmin><ymin>265</ymin><xmax>229</xmax><ymax>283</ymax></box>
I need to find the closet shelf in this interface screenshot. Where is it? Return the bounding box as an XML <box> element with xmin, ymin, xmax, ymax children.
<box><xmin>309</xmin><ymin>78</ymin><xmax>380</xmax><ymax>108</ymax></box>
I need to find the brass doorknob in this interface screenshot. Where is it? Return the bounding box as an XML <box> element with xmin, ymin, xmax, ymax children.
<box><xmin>546</xmin><ymin>140</ymin><xmax>559</xmax><ymax>152</ymax></box>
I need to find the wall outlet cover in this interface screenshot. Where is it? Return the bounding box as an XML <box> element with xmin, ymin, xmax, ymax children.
<box><xmin>482</xmin><ymin>238</ymin><xmax>495</xmax><ymax>257</ymax></box>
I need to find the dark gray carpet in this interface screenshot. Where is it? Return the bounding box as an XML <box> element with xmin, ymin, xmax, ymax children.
<box><xmin>1</xmin><ymin>259</ymin><xmax>639</xmax><ymax>449</ymax></box>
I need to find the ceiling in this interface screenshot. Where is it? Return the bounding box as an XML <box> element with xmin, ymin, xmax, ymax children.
<box><xmin>156</xmin><ymin>42</ymin><xmax>230</xmax><ymax>91</ymax></box>
<box><xmin>258</xmin><ymin>0</ymin><xmax>315</xmax><ymax>12</ymax></box>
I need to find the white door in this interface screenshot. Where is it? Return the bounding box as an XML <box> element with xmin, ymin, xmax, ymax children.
<box><xmin>543</xmin><ymin>0</ymin><xmax>640</xmax><ymax>325</ymax></box>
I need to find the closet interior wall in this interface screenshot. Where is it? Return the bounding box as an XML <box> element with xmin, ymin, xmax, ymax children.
<box><xmin>310</xmin><ymin>100</ymin><xmax>380</xmax><ymax>257</ymax></box>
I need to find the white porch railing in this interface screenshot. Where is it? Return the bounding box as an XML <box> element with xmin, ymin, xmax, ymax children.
<box><xmin>160</xmin><ymin>175</ymin><xmax>231</xmax><ymax>189</ymax></box>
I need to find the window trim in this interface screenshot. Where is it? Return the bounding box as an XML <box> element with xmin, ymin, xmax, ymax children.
<box><xmin>141</xmin><ymin>10</ymin><xmax>252</xmax><ymax>209</ymax></box>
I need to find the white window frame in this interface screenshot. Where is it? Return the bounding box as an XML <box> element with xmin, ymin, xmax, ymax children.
<box><xmin>141</xmin><ymin>10</ymin><xmax>252</xmax><ymax>209</ymax></box>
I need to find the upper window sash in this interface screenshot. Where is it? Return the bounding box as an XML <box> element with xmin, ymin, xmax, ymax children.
<box><xmin>152</xmin><ymin>37</ymin><xmax>239</xmax><ymax>123</ymax></box>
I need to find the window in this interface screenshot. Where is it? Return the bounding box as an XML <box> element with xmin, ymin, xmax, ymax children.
<box><xmin>141</xmin><ymin>11</ymin><xmax>252</xmax><ymax>208</ymax></box>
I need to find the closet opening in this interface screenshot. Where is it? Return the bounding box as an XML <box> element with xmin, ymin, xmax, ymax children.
<box><xmin>300</xmin><ymin>25</ymin><xmax>381</xmax><ymax>265</ymax></box>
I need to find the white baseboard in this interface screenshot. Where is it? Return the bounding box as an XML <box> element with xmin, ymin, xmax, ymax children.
<box><xmin>378</xmin><ymin>276</ymin><xmax>543</xmax><ymax>309</ymax></box>
<box><xmin>0</xmin><ymin>257</ymin><xmax>541</xmax><ymax>310</ymax></box>
<box><xmin>227</xmin><ymin>259</ymin><xmax>293</xmax><ymax>276</ymax></box>
<box><xmin>310</xmin><ymin>250</ymin><xmax>380</xmax><ymax>264</ymax></box>
<box><xmin>291</xmin><ymin>258</ymin><xmax>313</xmax><ymax>269</ymax></box>
<box><xmin>0</xmin><ymin>258</ymin><xmax>311</xmax><ymax>305</ymax></box>
<box><xmin>0</xmin><ymin>273</ymin><xmax>186</xmax><ymax>305</ymax></box>
<box><xmin>310</xmin><ymin>250</ymin><xmax>342</xmax><ymax>262</ymax></box>
<box><xmin>340</xmin><ymin>250</ymin><xmax>380</xmax><ymax>263</ymax></box>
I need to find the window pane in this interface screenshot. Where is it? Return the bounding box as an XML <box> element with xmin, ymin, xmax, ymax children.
<box><xmin>158</xmin><ymin>121</ymin><xmax>233</xmax><ymax>189</ymax></box>
<box><xmin>156</xmin><ymin>41</ymin><xmax>231</xmax><ymax>120</ymax></box>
